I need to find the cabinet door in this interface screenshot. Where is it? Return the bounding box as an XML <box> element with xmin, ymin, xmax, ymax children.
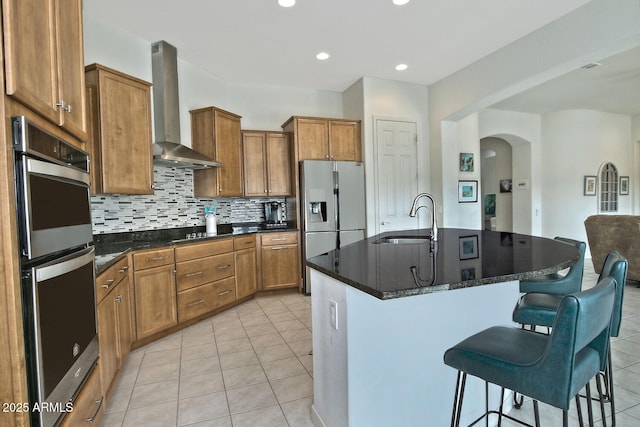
<box><xmin>91</xmin><ymin>66</ymin><xmax>153</xmax><ymax>194</ymax></box>
<box><xmin>243</xmin><ymin>132</ymin><xmax>268</xmax><ymax>196</ymax></box>
<box><xmin>54</xmin><ymin>0</ymin><xmax>87</xmax><ymax>140</ymax></box>
<box><xmin>134</xmin><ymin>264</ymin><xmax>177</xmax><ymax>339</ymax></box>
<box><xmin>266</xmin><ymin>133</ymin><xmax>292</xmax><ymax>196</ymax></box>
<box><xmin>3</xmin><ymin>0</ymin><xmax>59</xmax><ymax>124</ymax></box>
<box><xmin>235</xmin><ymin>248</ymin><xmax>257</xmax><ymax>299</ymax></box>
<box><xmin>329</xmin><ymin>121</ymin><xmax>361</xmax><ymax>161</ymax></box>
<box><xmin>97</xmin><ymin>293</ymin><xmax>118</xmax><ymax>397</ymax></box>
<box><xmin>297</xmin><ymin>119</ymin><xmax>329</xmax><ymax>160</ymax></box>
<box><xmin>215</xmin><ymin>110</ymin><xmax>243</xmax><ymax>196</ymax></box>
<box><xmin>115</xmin><ymin>276</ymin><xmax>133</xmax><ymax>367</ymax></box>
<box><xmin>261</xmin><ymin>244</ymin><xmax>299</xmax><ymax>290</ymax></box>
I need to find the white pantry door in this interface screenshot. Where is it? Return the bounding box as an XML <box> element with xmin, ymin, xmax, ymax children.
<box><xmin>375</xmin><ymin>119</ymin><xmax>419</xmax><ymax>234</ymax></box>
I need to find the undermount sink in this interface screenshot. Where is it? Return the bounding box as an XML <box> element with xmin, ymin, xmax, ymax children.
<box><xmin>373</xmin><ymin>235</ymin><xmax>430</xmax><ymax>245</ymax></box>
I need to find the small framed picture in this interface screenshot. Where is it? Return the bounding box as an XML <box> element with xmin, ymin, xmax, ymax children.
<box><xmin>458</xmin><ymin>180</ymin><xmax>478</xmax><ymax>203</ymax></box>
<box><xmin>461</xmin><ymin>267</ymin><xmax>476</xmax><ymax>281</ymax></box>
<box><xmin>459</xmin><ymin>153</ymin><xmax>474</xmax><ymax>172</ymax></box>
<box><xmin>584</xmin><ymin>175</ymin><xmax>597</xmax><ymax>196</ymax></box>
<box><xmin>459</xmin><ymin>235</ymin><xmax>479</xmax><ymax>260</ymax></box>
<box><xmin>499</xmin><ymin>179</ymin><xmax>512</xmax><ymax>193</ymax></box>
<box><xmin>620</xmin><ymin>176</ymin><xmax>629</xmax><ymax>195</ymax></box>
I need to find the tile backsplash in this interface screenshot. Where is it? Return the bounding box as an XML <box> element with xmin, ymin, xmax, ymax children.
<box><xmin>91</xmin><ymin>165</ymin><xmax>285</xmax><ymax>234</ymax></box>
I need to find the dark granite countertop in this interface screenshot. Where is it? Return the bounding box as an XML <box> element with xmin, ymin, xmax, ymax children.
<box><xmin>306</xmin><ymin>228</ymin><xmax>580</xmax><ymax>300</ymax></box>
<box><xmin>94</xmin><ymin>222</ymin><xmax>297</xmax><ymax>275</ymax></box>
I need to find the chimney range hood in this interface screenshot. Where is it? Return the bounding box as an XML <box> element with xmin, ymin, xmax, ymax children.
<box><xmin>151</xmin><ymin>40</ymin><xmax>221</xmax><ymax>169</ymax></box>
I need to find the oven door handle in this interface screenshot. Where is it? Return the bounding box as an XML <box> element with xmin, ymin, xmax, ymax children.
<box><xmin>26</xmin><ymin>157</ymin><xmax>90</xmax><ymax>187</ymax></box>
<box><xmin>34</xmin><ymin>247</ymin><xmax>95</xmax><ymax>282</ymax></box>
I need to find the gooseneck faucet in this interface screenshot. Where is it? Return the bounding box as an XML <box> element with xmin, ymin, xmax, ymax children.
<box><xmin>409</xmin><ymin>193</ymin><xmax>438</xmax><ymax>242</ymax></box>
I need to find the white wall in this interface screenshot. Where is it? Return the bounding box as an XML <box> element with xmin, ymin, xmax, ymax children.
<box><xmin>429</xmin><ymin>0</ymin><xmax>640</xmax><ymax>233</ymax></box>
<box><xmin>479</xmin><ymin>109</ymin><xmax>541</xmax><ymax>235</ymax></box>
<box><xmin>83</xmin><ymin>15</ymin><xmax>344</xmax><ymax>145</ymax></box>
<box><xmin>344</xmin><ymin>77</ymin><xmax>429</xmax><ymax>236</ymax></box>
<box><xmin>541</xmin><ymin>110</ymin><xmax>633</xmax><ymax>255</ymax></box>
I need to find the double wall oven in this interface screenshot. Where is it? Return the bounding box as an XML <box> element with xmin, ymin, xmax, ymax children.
<box><xmin>13</xmin><ymin>116</ymin><xmax>98</xmax><ymax>427</ymax></box>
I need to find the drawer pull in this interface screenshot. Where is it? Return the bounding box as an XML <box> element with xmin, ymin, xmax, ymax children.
<box><xmin>218</xmin><ymin>290</ymin><xmax>232</xmax><ymax>296</ymax></box>
<box><xmin>243</xmin><ymin>241</ymin><xmax>252</xmax><ymax>245</ymax></box>
<box><xmin>217</xmin><ymin>264</ymin><xmax>231</xmax><ymax>269</ymax></box>
<box><xmin>146</xmin><ymin>256</ymin><xmax>169</xmax><ymax>262</ymax></box>
<box><xmin>186</xmin><ymin>299</ymin><xmax>206</xmax><ymax>307</ymax></box>
<box><xmin>85</xmin><ymin>396</ymin><xmax>104</xmax><ymax>423</ymax></box>
<box><xmin>184</xmin><ymin>271</ymin><xmax>203</xmax><ymax>278</ymax></box>
<box><xmin>271</xmin><ymin>237</ymin><xmax>289</xmax><ymax>241</ymax></box>
<box><xmin>270</xmin><ymin>246</ymin><xmax>288</xmax><ymax>250</ymax></box>
<box><xmin>118</xmin><ymin>266</ymin><xmax>129</xmax><ymax>273</ymax></box>
<box><xmin>101</xmin><ymin>279</ymin><xmax>115</xmax><ymax>288</ymax></box>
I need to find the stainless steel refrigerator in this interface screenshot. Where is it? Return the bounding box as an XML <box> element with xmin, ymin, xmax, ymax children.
<box><xmin>300</xmin><ymin>160</ymin><xmax>366</xmax><ymax>293</ymax></box>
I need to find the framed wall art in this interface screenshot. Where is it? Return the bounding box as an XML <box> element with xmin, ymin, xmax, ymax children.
<box><xmin>459</xmin><ymin>153</ymin><xmax>474</xmax><ymax>172</ymax></box>
<box><xmin>458</xmin><ymin>180</ymin><xmax>478</xmax><ymax>203</ymax></box>
<box><xmin>620</xmin><ymin>176</ymin><xmax>629</xmax><ymax>195</ymax></box>
<box><xmin>584</xmin><ymin>175</ymin><xmax>597</xmax><ymax>196</ymax></box>
<box><xmin>459</xmin><ymin>235</ymin><xmax>479</xmax><ymax>260</ymax></box>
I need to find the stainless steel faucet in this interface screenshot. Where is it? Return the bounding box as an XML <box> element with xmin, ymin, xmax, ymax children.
<box><xmin>409</xmin><ymin>193</ymin><xmax>438</xmax><ymax>242</ymax></box>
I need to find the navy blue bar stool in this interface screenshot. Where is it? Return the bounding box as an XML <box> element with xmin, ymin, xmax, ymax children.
<box><xmin>444</xmin><ymin>277</ymin><xmax>616</xmax><ymax>427</ymax></box>
<box><xmin>513</xmin><ymin>251</ymin><xmax>628</xmax><ymax>425</ymax></box>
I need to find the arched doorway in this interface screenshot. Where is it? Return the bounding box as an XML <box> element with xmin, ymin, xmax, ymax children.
<box><xmin>480</xmin><ymin>137</ymin><xmax>512</xmax><ymax>231</ymax></box>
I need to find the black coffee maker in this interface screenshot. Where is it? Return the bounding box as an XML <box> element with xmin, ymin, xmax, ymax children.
<box><xmin>263</xmin><ymin>201</ymin><xmax>287</xmax><ymax>227</ymax></box>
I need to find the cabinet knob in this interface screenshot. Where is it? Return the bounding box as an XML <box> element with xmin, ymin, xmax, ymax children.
<box><xmin>325</xmin><ymin>154</ymin><xmax>330</xmax><ymax>159</ymax></box>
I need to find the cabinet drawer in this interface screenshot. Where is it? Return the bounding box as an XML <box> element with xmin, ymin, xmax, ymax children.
<box><xmin>234</xmin><ymin>235</ymin><xmax>256</xmax><ymax>250</ymax></box>
<box><xmin>175</xmin><ymin>238</ymin><xmax>234</xmax><ymax>262</ymax></box>
<box><xmin>59</xmin><ymin>363</ymin><xmax>104</xmax><ymax>427</ymax></box>
<box><xmin>133</xmin><ymin>248</ymin><xmax>174</xmax><ymax>270</ymax></box>
<box><xmin>176</xmin><ymin>253</ymin><xmax>235</xmax><ymax>292</ymax></box>
<box><xmin>178</xmin><ymin>277</ymin><xmax>236</xmax><ymax>323</ymax></box>
<box><xmin>95</xmin><ymin>256</ymin><xmax>129</xmax><ymax>303</ymax></box>
<box><xmin>261</xmin><ymin>232</ymin><xmax>298</xmax><ymax>246</ymax></box>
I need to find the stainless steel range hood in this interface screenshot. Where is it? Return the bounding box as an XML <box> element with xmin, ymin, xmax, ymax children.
<box><xmin>151</xmin><ymin>40</ymin><xmax>221</xmax><ymax>169</ymax></box>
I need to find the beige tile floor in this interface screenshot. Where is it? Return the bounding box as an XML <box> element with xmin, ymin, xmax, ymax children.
<box><xmin>101</xmin><ymin>265</ymin><xmax>640</xmax><ymax>426</ymax></box>
<box><xmin>101</xmin><ymin>293</ymin><xmax>314</xmax><ymax>427</ymax></box>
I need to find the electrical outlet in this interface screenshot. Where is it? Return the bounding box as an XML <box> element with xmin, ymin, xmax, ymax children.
<box><xmin>329</xmin><ymin>300</ymin><xmax>338</xmax><ymax>330</ymax></box>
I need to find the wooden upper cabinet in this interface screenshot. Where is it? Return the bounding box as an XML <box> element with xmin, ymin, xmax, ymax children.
<box><xmin>191</xmin><ymin>107</ymin><xmax>243</xmax><ymax>197</ymax></box>
<box><xmin>243</xmin><ymin>131</ymin><xmax>292</xmax><ymax>197</ymax></box>
<box><xmin>85</xmin><ymin>64</ymin><xmax>154</xmax><ymax>195</ymax></box>
<box><xmin>282</xmin><ymin>116</ymin><xmax>362</xmax><ymax>162</ymax></box>
<box><xmin>3</xmin><ymin>0</ymin><xmax>87</xmax><ymax>141</ymax></box>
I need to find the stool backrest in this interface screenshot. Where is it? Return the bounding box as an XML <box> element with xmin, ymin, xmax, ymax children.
<box><xmin>554</xmin><ymin>237</ymin><xmax>586</xmax><ymax>293</ymax></box>
<box><xmin>542</xmin><ymin>277</ymin><xmax>615</xmax><ymax>409</ymax></box>
<box><xmin>598</xmin><ymin>251</ymin><xmax>628</xmax><ymax>337</ymax></box>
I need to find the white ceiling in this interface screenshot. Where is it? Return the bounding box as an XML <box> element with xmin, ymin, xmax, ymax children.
<box><xmin>83</xmin><ymin>0</ymin><xmax>638</xmax><ymax>116</ymax></box>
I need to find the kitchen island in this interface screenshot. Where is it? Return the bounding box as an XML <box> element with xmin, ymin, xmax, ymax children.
<box><xmin>306</xmin><ymin>228</ymin><xmax>579</xmax><ymax>427</ymax></box>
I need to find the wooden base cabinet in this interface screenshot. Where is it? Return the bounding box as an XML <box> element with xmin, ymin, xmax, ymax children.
<box><xmin>235</xmin><ymin>235</ymin><xmax>257</xmax><ymax>299</ymax></box>
<box><xmin>96</xmin><ymin>257</ymin><xmax>133</xmax><ymax>399</ymax></box>
<box><xmin>133</xmin><ymin>248</ymin><xmax>177</xmax><ymax>339</ymax></box>
<box><xmin>260</xmin><ymin>232</ymin><xmax>300</xmax><ymax>290</ymax></box>
<box><xmin>58</xmin><ymin>363</ymin><xmax>104</xmax><ymax>427</ymax></box>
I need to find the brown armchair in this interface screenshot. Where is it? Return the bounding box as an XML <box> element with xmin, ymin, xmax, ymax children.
<box><xmin>584</xmin><ymin>215</ymin><xmax>638</xmax><ymax>281</ymax></box>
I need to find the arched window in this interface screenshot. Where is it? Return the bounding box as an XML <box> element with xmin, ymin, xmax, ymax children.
<box><xmin>600</xmin><ymin>162</ymin><xmax>618</xmax><ymax>212</ymax></box>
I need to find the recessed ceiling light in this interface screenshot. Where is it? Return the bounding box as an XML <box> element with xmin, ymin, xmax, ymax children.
<box><xmin>278</xmin><ymin>0</ymin><xmax>295</xmax><ymax>7</ymax></box>
<box><xmin>395</xmin><ymin>64</ymin><xmax>408</xmax><ymax>71</ymax></box>
<box><xmin>393</xmin><ymin>0</ymin><xmax>410</xmax><ymax>5</ymax></box>
<box><xmin>316</xmin><ymin>52</ymin><xmax>330</xmax><ymax>60</ymax></box>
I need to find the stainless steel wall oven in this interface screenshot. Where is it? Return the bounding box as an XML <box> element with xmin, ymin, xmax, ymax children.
<box><xmin>13</xmin><ymin>116</ymin><xmax>98</xmax><ymax>427</ymax></box>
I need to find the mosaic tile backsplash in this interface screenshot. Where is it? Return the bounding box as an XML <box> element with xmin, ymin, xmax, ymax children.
<box><xmin>91</xmin><ymin>165</ymin><xmax>285</xmax><ymax>234</ymax></box>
